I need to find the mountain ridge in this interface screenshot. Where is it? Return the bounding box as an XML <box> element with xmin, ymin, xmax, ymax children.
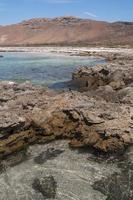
<box><xmin>0</xmin><ymin>16</ymin><xmax>133</xmax><ymax>46</ymax></box>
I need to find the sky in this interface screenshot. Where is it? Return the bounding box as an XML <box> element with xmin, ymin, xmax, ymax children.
<box><xmin>0</xmin><ymin>0</ymin><xmax>133</xmax><ymax>25</ymax></box>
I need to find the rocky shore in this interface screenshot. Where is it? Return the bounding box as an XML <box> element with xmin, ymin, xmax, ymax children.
<box><xmin>0</xmin><ymin>49</ymin><xmax>132</xmax><ymax>200</ymax></box>
<box><xmin>0</xmin><ymin>50</ymin><xmax>132</xmax><ymax>159</ymax></box>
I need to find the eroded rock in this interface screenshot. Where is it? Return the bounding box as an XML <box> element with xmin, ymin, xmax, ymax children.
<box><xmin>72</xmin><ymin>54</ymin><xmax>133</xmax><ymax>105</ymax></box>
<box><xmin>32</xmin><ymin>176</ymin><xmax>57</xmax><ymax>199</ymax></box>
<box><xmin>0</xmin><ymin>52</ymin><xmax>132</xmax><ymax>158</ymax></box>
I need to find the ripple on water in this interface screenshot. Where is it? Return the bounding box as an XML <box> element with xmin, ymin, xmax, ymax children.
<box><xmin>0</xmin><ymin>53</ymin><xmax>105</xmax><ymax>89</ymax></box>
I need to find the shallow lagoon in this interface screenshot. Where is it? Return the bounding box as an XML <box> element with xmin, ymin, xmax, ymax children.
<box><xmin>0</xmin><ymin>52</ymin><xmax>104</xmax><ymax>88</ymax></box>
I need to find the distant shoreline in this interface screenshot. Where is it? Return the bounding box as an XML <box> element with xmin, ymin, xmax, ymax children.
<box><xmin>0</xmin><ymin>46</ymin><xmax>133</xmax><ymax>56</ymax></box>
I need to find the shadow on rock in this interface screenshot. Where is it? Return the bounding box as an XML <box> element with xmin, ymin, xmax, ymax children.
<box><xmin>0</xmin><ymin>148</ymin><xmax>30</xmax><ymax>174</ymax></box>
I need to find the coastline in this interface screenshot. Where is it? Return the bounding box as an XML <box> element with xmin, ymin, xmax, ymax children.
<box><xmin>0</xmin><ymin>46</ymin><xmax>133</xmax><ymax>55</ymax></box>
<box><xmin>0</xmin><ymin>47</ymin><xmax>132</xmax><ymax>157</ymax></box>
<box><xmin>0</xmin><ymin>47</ymin><xmax>132</xmax><ymax>199</ymax></box>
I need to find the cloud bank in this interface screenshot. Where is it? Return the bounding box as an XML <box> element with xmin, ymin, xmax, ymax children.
<box><xmin>84</xmin><ymin>11</ymin><xmax>97</xmax><ymax>18</ymax></box>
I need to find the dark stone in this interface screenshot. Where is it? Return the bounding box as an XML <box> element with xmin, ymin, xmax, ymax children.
<box><xmin>99</xmin><ymin>68</ymin><xmax>110</xmax><ymax>76</ymax></box>
<box><xmin>32</xmin><ymin>176</ymin><xmax>57</xmax><ymax>199</ymax></box>
<box><xmin>98</xmin><ymin>113</ymin><xmax>115</xmax><ymax>120</ymax></box>
<box><xmin>92</xmin><ymin>161</ymin><xmax>133</xmax><ymax>200</ymax></box>
<box><xmin>34</xmin><ymin>148</ymin><xmax>64</xmax><ymax>164</ymax></box>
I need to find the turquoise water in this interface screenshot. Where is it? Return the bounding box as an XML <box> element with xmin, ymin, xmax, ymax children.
<box><xmin>0</xmin><ymin>52</ymin><xmax>104</xmax><ymax>88</ymax></box>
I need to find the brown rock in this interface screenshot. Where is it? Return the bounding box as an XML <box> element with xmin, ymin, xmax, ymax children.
<box><xmin>0</xmin><ymin>51</ymin><xmax>132</xmax><ymax>158</ymax></box>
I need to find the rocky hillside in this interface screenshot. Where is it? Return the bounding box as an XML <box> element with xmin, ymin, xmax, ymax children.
<box><xmin>0</xmin><ymin>16</ymin><xmax>133</xmax><ymax>46</ymax></box>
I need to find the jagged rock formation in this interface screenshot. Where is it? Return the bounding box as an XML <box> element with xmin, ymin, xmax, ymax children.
<box><xmin>30</xmin><ymin>92</ymin><xmax>132</xmax><ymax>153</ymax></box>
<box><xmin>0</xmin><ymin>16</ymin><xmax>133</xmax><ymax>46</ymax></box>
<box><xmin>0</xmin><ymin>50</ymin><xmax>133</xmax><ymax>159</ymax></box>
<box><xmin>0</xmin><ymin>88</ymin><xmax>130</xmax><ymax>157</ymax></box>
<box><xmin>0</xmin><ymin>50</ymin><xmax>132</xmax><ymax>158</ymax></box>
<box><xmin>72</xmin><ymin>53</ymin><xmax>133</xmax><ymax>99</ymax></box>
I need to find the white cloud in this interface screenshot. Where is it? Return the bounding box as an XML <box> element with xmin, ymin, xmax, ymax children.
<box><xmin>84</xmin><ymin>11</ymin><xmax>97</xmax><ymax>18</ymax></box>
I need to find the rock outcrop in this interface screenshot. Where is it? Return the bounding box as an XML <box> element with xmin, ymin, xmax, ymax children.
<box><xmin>30</xmin><ymin>92</ymin><xmax>132</xmax><ymax>153</ymax></box>
<box><xmin>72</xmin><ymin>53</ymin><xmax>133</xmax><ymax>103</ymax></box>
<box><xmin>0</xmin><ymin>52</ymin><xmax>132</xmax><ymax>158</ymax></box>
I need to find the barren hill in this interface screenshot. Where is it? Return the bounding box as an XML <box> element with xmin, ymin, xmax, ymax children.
<box><xmin>0</xmin><ymin>16</ymin><xmax>133</xmax><ymax>46</ymax></box>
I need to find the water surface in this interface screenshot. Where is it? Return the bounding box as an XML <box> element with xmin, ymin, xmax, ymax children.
<box><xmin>0</xmin><ymin>52</ymin><xmax>104</xmax><ymax>88</ymax></box>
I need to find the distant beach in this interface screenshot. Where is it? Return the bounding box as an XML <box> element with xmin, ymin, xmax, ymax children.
<box><xmin>0</xmin><ymin>46</ymin><xmax>133</xmax><ymax>55</ymax></box>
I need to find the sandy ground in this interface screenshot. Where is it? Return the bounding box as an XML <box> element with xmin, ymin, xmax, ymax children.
<box><xmin>0</xmin><ymin>46</ymin><xmax>133</xmax><ymax>56</ymax></box>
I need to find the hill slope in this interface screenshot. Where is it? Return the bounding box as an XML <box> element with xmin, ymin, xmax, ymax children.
<box><xmin>0</xmin><ymin>17</ymin><xmax>133</xmax><ymax>46</ymax></box>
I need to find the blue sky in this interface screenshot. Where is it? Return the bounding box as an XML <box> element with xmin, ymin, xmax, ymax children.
<box><xmin>0</xmin><ymin>0</ymin><xmax>133</xmax><ymax>25</ymax></box>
